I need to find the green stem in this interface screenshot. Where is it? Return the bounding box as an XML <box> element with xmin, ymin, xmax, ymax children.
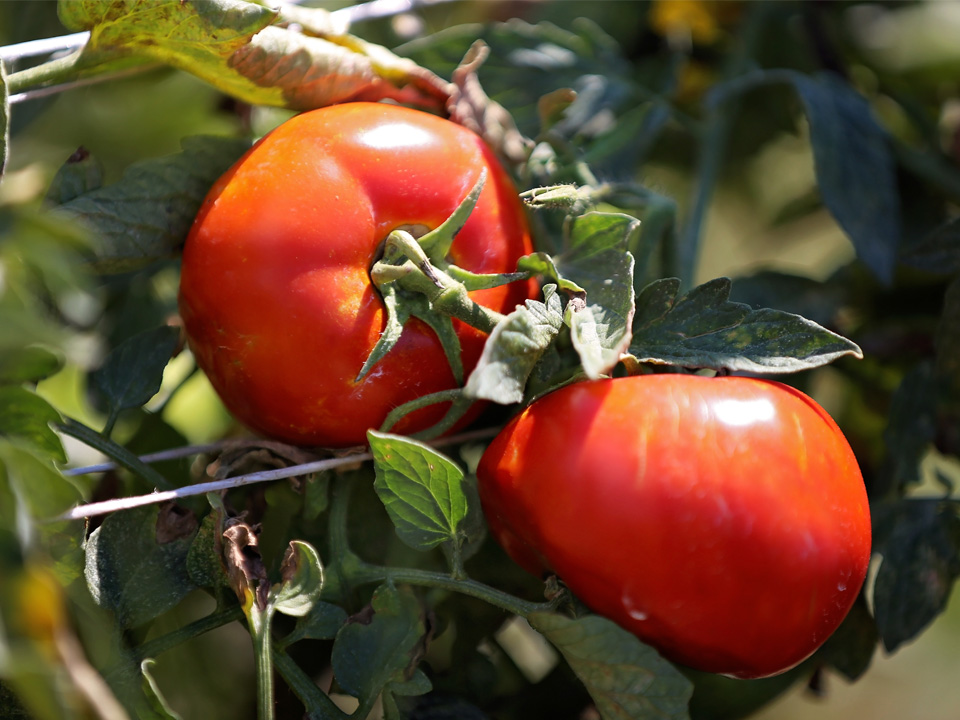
<box><xmin>5</xmin><ymin>50</ymin><xmax>87</xmax><ymax>93</ymax></box>
<box><xmin>130</xmin><ymin>605</ymin><xmax>243</xmax><ymax>662</ymax></box>
<box><xmin>379</xmin><ymin>389</ymin><xmax>463</xmax><ymax>434</ymax></box>
<box><xmin>58</xmin><ymin>416</ymin><xmax>174</xmax><ymax>491</ymax></box>
<box><xmin>250</xmin><ymin>607</ymin><xmax>276</xmax><ymax>720</ymax></box>
<box><xmin>346</xmin><ymin>561</ymin><xmax>557</xmax><ymax>618</ymax></box>
<box><xmin>677</xmin><ymin>3</ymin><xmax>770</xmax><ymax>289</ymax></box>
<box><xmin>273</xmin><ymin>648</ymin><xmax>348</xmax><ymax>720</ymax></box>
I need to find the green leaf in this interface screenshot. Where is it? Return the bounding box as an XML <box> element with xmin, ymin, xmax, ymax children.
<box><xmin>58</xmin><ymin>0</ymin><xmax>278</xmax><ymax>102</ymax></box>
<box><xmin>44</xmin><ymin>147</ymin><xmax>104</xmax><ymax>206</ymax></box>
<box><xmin>786</xmin><ymin>73</ymin><xmax>899</xmax><ymax>284</ymax></box>
<box><xmin>880</xmin><ymin>363</ymin><xmax>938</xmax><ymax>493</ymax></box>
<box><xmin>57</xmin><ymin>135</ymin><xmax>250</xmax><ymax>273</ymax></box>
<box><xmin>527</xmin><ymin>612</ymin><xmax>693</xmax><ymax>720</ymax></box>
<box><xmin>283</xmin><ymin>601</ymin><xmax>348</xmax><ymax>646</ymax></box>
<box><xmin>368</xmin><ymin>430</ymin><xmax>474</xmax><ymax>553</ymax></box>
<box><xmin>91</xmin><ymin>325</ymin><xmax>179</xmax><ymax>423</ymax></box>
<box><xmin>0</xmin><ymin>387</ymin><xmax>65</xmax><ymax>463</ymax></box>
<box><xmin>729</xmin><ymin>270</ymin><xmax>849</xmax><ymax>330</ymax></box>
<box><xmin>872</xmin><ymin>499</ymin><xmax>960</xmax><ymax>652</ymax></box>
<box><xmin>556</xmin><ymin>212</ymin><xmax>638</xmax><ymax>378</ymax></box>
<box><xmin>140</xmin><ymin>659</ymin><xmax>182</xmax><ymax>720</ymax></box>
<box><xmin>0</xmin><ymin>442</ymin><xmax>82</xmax><ymax>521</ymax></box>
<box><xmin>0</xmin><ymin>346</ymin><xmax>63</xmax><ymax>386</ymax></box>
<box><xmin>85</xmin><ymin>505</ymin><xmax>199</xmax><ymax>628</ymax></box>
<box><xmin>331</xmin><ymin>584</ymin><xmax>429</xmax><ymax>704</ymax></box>
<box><xmin>185</xmin><ymin>512</ymin><xmax>228</xmax><ymax>591</ymax></box>
<box><xmin>818</xmin><ymin>594</ymin><xmax>877</xmax><ymax>681</ymax></box>
<box><xmin>464</xmin><ymin>287</ymin><xmax>564</xmax><ymax>404</ymax></box>
<box><xmin>269</xmin><ymin>540</ymin><xmax>323</xmax><ymax>618</ymax></box>
<box><xmin>629</xmin><ymin>278</ymin><xmax>862</xmax><ymax>373</ymax></box>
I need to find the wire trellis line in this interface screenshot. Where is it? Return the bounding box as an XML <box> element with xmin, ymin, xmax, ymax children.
<box><xmin>53</xmin><ymin>426</ymin><xmax>497</xmax><ymax>522</ymax></box>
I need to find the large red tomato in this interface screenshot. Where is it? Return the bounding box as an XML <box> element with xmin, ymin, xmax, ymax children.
<box><xmin>179</xmin><ymin>103</ymin><xmax>534</xmax><ymax>447</ymax></box>
<box><xmin>477</xmin><ymin>375</ymin><xmax>872</xmax><ymax>679</ymax></box>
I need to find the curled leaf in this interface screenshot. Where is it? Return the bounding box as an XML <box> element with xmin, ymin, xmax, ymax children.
<box><xmin>222</xmin><ymin>518</ymin><xmax>269</xmax><ymax>613</ymax></box>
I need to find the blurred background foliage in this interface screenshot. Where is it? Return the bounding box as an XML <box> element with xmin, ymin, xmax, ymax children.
<box><xmin>1</xmin><ymin>1</ymin><xmax>959</xmax><ymax>719</ymax></box>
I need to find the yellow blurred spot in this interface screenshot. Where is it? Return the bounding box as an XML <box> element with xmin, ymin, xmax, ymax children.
<box><xmin>15</xmin><ymin>567</ymin><xmax>66</xmax><ymax>644</ymax></box>
<box><xmin>650</xmin><ymin>0</ymin><xmax>722</xmax><ymax>45</ymax></box>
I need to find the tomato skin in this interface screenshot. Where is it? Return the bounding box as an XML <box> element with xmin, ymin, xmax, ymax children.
<box><xmin>179</xmin><ymin>103</ymin><xmax>535</xmax><ymax>447</ymax></box>
<box><xmin>477</xmin><ymin>375</ymin><xmax>872</xmax><ymax>679</ymax></box>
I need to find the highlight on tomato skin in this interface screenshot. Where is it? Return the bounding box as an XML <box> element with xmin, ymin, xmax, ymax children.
<box><xmin>178</xmin><ymin>102</ymin><xmax>536</xmax><ymax>448</ymax></box>
<box><xmin>476</xmin><ymin>374</ymin><xmax>873</xmax><ymax>679</ymax></box>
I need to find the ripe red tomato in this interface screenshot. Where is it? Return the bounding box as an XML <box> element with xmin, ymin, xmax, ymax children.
<box><xmin>477</xmin><ymin>374</ymin><xmax>872</xmax><ymax>679</ymax></box>
<box><xmin>179</xmin><ymin>103</ymin><xmax>535</xmax><ymax>447</ymax></box>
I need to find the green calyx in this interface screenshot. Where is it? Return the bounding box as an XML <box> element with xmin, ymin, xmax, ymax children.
<box><xmin>359</xmin><ymin>170</ymin><xmax>532</xmax><ymax>387</ymax></box>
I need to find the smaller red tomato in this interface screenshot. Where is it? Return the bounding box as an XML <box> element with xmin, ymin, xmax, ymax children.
<box><xmin>477</xmin><ymin>375</ymin><xmax>872</xmax><ymax>678</ymax></box>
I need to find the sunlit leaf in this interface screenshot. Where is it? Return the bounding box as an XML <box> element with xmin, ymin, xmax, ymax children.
<box><xmin>269</xmin><ymin>540</ymin><xmax>323</xmax><ymax>618</ymax></box>
<box><xmin>0</xmin><ymin>387</ymin><xmax>65</xmax><ymax>463</ymax></box>
<box><xmin>556</xmin><ymin>212</ymin><xmax>637</xmax><ymax>378</ymax></box>
<box><xmin>464</xmin><ymin>287</ymin><xmax>564</xmax><ymax>404</ymax></box>
<box><xmin>0</xmin><ymin>347</ymin><xmax>63</xmax><ymax>386</ymax></box>
<box><xmin>368</xmin><ymin>431</ymin><xmax>474</xmax><ymax>553</ymax></box>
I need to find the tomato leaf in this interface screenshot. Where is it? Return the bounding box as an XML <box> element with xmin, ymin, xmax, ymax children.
<box><xmin>140</xmin><ymin>659</ymin><xmax>183</xmax><ymax>720</ymax></box>
<box><xmin>464</xmin><ymin>286</ymin><xmax>564</xmax><ymax>404</ymax></box>
<box><xmin>0</xmin><ymin>346</ymin><xmax>63</xmax><ymax>386</ymax></box>
<box><xmin>282</xmin><ymin>601</ymin><xmax>348</xmax><ymax>647</ymax></box>
<box><xmin>557</xmin><ymin>212</ymin><xmax>638</xmax><ymax>378</ymax></box>
<box><xmin>368</xmin><ymin>430</ymin><xmax>476</xmax><ymax>555</ymax></box>
<box><xmin>227</xmin><ymin>25</ymin><xmax>449</xmax><ymax>112</ymax></box>
<box><xmin>85</xmin><ymin>505</ymin><xmax>199</xmax><ymax>628</ymax></box>
<box><xmin>57</xmin><ymin>135</ymin><xmax>250</xmax><ymax>273</ymax></box>
<box><xmin>0</xmin><ymin>387</ymin><xmax>66</xmax><ymax>463</ymax></box>
<box><xmin>788</xmin><ymin>73</ymin><xmax>900</xmax><ymax>285</ymax></box>
<box><xmin>331</xmin><ymin>584</ymin><xmax>429</xmax><ymax>705</ymax></box>
<box><xmin>872</xmin><ymin>498</ymin><xmax>960</xmax><ymax>652</ymax></box>
<box><xmin>729</xmin><ymin>270</ymin><xmax>850</xmax><ymax>330</ymax></box>
<box><xmin>712</xmin><ymin>71</ymin><xmax>900</xmax><ymax>284</ymax></box>
<box><xmin>628</xmin><ymin>277</ymin><xmax>863</xmax><ymax>373</ymax></box>
<box><xmin>527</xmin><ymin>612</ymin><xmax>693</xmax><ymax>720</ymax></box>
<box><xmin>0</xmin><ymin>442</ymin><xmax>82</xmax><ymax>520</ymax></box>
<box><xmin>44</xmin><ymin>147</ymin><xmax>104</xmax><ymax>206</ymax></box>
<box><xmin>879</xmin><ymin>363</ymin><xmax>938</xmax><ymax>493</ymax></box>
<box><xmin>91</xmin><ymin>326</ymin><xmax>179</xmax><ymax>428</ymax></box>
<box><xmin>818</xmin><ymin>594</ymin><xmax>877</xmax><ymax>681</ymax></box>
<box><xmin>268</xmin><ymin>540</ymin><xmax>323</xmax><ymax>618</ymax></box>
<box><xmin>185</xmin><ymin>512</ymin><xmax>229</xmax><ymax>592</ymax></box>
